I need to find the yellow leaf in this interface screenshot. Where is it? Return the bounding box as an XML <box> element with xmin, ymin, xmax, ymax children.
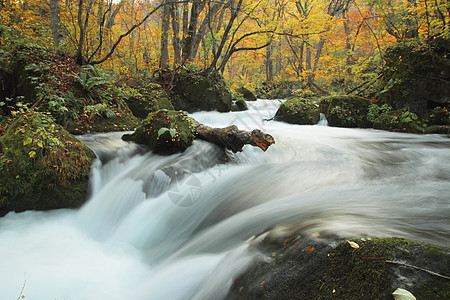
<box><xmin>312</xmin><ymin>232</ymin><xmax>320</xmax><ymax>237</ymax></box>
<box><xmin>392</xmin><ymin>288</ymin><xmax>416</xmax><ymax>300</ymax></box>
<box><xmin>28</xmin><ymin>150</ymin><xmax>36</xmax><ymax>158</ymax></box>
<box><xmin>347</xmin><ymin>241</ymin><xmax>360</xmax><ymax>249</ymax></box>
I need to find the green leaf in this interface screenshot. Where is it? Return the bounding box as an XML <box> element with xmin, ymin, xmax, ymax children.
<box><xmin>158</xmin><ymin>127</ymin><xmax>170</xmax><ymax>137</ymax></box>
<box><xmin>392</xmin><ymin>288</ymin><xmax>416</xmax><ymax>300</ymax></box>
<box><xmin>23</xmin><ymin>137</ymin><xmax>33</xmax><ymax>146</ymax></box>
<box><xmin>169</xmin><ymin>128</ymin><xmax>177</xmax><ymax>138</ymax></box>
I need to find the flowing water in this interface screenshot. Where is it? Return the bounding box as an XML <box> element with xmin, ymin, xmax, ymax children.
<box><xmin>1</xmin><ymin>100</ymin><xmax>449</xmax><ymax>299</ymax></box>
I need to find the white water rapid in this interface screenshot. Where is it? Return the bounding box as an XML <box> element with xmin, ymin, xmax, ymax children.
<box><xmin>1</xmin><ymin>100</ymin><xmax>449</xmax><ymax>299</ymax></box>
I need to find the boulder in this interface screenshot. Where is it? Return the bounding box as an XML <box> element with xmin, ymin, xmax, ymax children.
<box><xmin>0</xmin><ymin>111</ymin><xmax>95</xmax><ymax>215</ymax></box>
<box><xmin>275</xmin><ymin>97</ymin><xmax>320</xmax><ymax>125</ymax></box>
<box><xmin>125</xmin><ymin>80</ymin><xmax>174</xmax><ymax>119</ymax></box>
<box><xmin>236</xmin><ymin>87</ymin><xmax>257</xmax><ymax>101</ymax></box>
<box><xmin>319</xmin><ymin>95</ymin><xmax>372</xmax><ymax>128</ymax></box>
<box><xmin>122</xmin><ymin>109</ymin><xmax>195</xmax><ymax>155</ymax></box>
<box><xmin>377</xmin><ymin>38</ymin><xmax>450</xmax><ymax>115</ymax></box>
<box><xmin>227</xmin><ymin>230</ymin><xmax>450</xmax><ymax>299</ymax></box>
<box><xmin>159</xmin><ymin>70</ymin><xmax>232</xmax><ymax>112</ymax></box>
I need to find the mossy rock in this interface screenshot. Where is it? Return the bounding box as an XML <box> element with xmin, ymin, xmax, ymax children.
<box><xmin>125</xmin><ymin>80</ymin><xmax>174</xmax><ymax>119</ymax></box>
<box><xmin>319</xmin><ymin>95</ymin><xmax>372</xmax><ymax>128</ymax></box>
<box><xmin>122</xmin><ymin>109</ymin><xmax>195</xmax><ymax>155</ymax></box>
<box><xmin>377</xmin><ymin>39</ymin><xmax>450</xmax><ymax>115</ymax></box>
<box><xmin>163</xmin><ymin>70</ymin><xmax>232</xmax><ymax>112</ymax></box>
<box><xmin>231</xmin><ymin>98</ymin><xmax>248</xmax><ymax>112</ymax></box>
<box><xmin>275</xmin><ymin>97</ymin><xmax>320</xmax><ymax>125</ymax></box>
<box><xmin>0</xmin><ymin>111</ymin><xmax>95</xmax><ymax>215</ymax></box>
<box><xmin>227</xmin><ymin>233</ymin><xmax>450</xmax><ymax>300</ymax></box>
<box><xmin>373</xmin><ymin>109</ymin><xmax>424</xmax><ymax>133</ymax></box>
<box><xmin>236</xmin><ymin>87</ymin><xmax>257</xmax><ymax>101</ymax></box>
<box><xmin>65</xmin><ymin>101</ymin><xmax>140</xmax><ymax>134</ymax></box>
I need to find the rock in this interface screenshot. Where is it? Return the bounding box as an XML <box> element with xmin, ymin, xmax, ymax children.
<box><xmin>122</xmin><ymin>109</ymin><xmax>196</xmax><ymax>155</ymax></box>
<box><xmin>123</xmin><ymin>109</ymin><xmax>275</xmax><ymax>154</ymax></box>
<box><xmin>124</xmin><ymin>79</ymin><xmax>174</xmax><ymax>119</ymax></box>
<box><xmin>275</xmin><ymin>97</ymin><xmax>320</xmax><ymax>125</ymax></box>
<box><xmin>372</xmin><ymin>108</ymin><xmax>424</xmax><ymax>133</ymax></box>
<box><xmin>319</xmin><ymin>95</ymin><xmax>372</xmax><ymax>128</ymax></box>
<box><xmin>232</xmin><ymin>98</ymin><xmax>248</xmax><ymax>111</ymax></box>
<box><xmin>158</xmin><ymin>69</ymin><xmax>232</xmax><ymax>112</ymax></box>
<box><xmin>0</xmin><ymin>111</ymin><xmax>95</xmax><ymax>215</ymax></box>
<box><xmin>236</xmin><ymin>87</ymin><xmax>257</xmax><ymax>101</ymax></box>
<box><xmin>226</xmin><ymin>228</ymin><xmax>450</xmax><ymax>299</ymax></box>
<box><xmin>377</xmin><ymin>38</ymin><xmax>450</xmax><ymax>115</ymax></box>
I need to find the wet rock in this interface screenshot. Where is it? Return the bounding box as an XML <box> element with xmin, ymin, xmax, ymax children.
<box><xmin>227</xmin><ymin>230</ymin><xmax>450</xmax><ymax>300</ymax></box>
<box><xmin>319</xmin><ymin>95</ymin><xmax>372</xmax><ymax>128</ymax></box>
<box><xmin>236</xmin><ymin>87</ymin><xmax>257</xmax><ymax>101</ymax></box>
<box><xmin>0</xmin><ymin>111</ymin><xmax>95</xmax><ymax>215</ymax></box>
<box><xmin>122</xmin><ymin>109</ymin><xmax>195</xmax><ymax>155</ymax></box>
<box><xmin>275</xmin><ymin>97</ymin><xmax>320</xmax><ymax>125</ymax></box>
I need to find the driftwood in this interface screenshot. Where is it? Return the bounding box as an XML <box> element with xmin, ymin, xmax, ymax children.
<box><xmin>192</xmin><ymin>120</ymin><xmax>275</xmax><ymax>153</ymax></box>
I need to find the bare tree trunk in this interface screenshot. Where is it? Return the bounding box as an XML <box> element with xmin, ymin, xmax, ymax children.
<box><xmin>49</xmin><ymin>0</ymin><xmax>64</xmax><ymax>48</ymax></box>
<box><xmin>170</xmin><ymin>1</ymin><xmax>181</xmax><ymax>64</ymax></box>
<box><xmin>266</xmin><ymin>42</ymin><xmax>273</xmax><ymax>82</ymax></box>
<box><xmin>160</xmin><ymin>0</ymin><xmax>170</xmax><ymax>69</ymax></box>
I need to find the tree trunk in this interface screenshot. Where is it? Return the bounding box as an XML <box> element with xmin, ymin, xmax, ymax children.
<box><xmin>160</xmin><ymin>0</ymin><xmax>170</xmax><ymax>69</ymax></box>
<box><xmin>192</xmin><ymin>120</ymin><xmax>275</xmax><ymax>153</ymax></box>
<box><xmin>49</xmin><ymin>0</ymin><xmax>64</xmax><ymax>48</ymax></box>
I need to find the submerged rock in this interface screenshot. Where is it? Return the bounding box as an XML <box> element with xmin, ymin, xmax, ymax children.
<box><xmin>227</xmin><ymin>230</ymin><xmax>450</xmax><ymax>299</ymax></box>
<box><xmin>122</xmin><ymin>109</ymin><xmax>195</xmax><ymax>155</ymax></box>
<box><xmin>0</xmin><ymin>111</ymin><xmax>95</xmax><ymax>215</ymax></box>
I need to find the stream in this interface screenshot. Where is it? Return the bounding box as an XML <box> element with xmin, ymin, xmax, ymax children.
<box><xmin>0</xmin><ymin>100</ymin><xmax>449</xmax><ymax>299</ymax></box>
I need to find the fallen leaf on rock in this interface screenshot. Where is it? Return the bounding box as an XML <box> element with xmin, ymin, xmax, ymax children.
<box><xmin>392</xmin><ymin>288</ymin><xmax>416</xmax><ymax>300</ymax></box>
<box><xmin>347</xmin><ymin>240</ymin><xmax>360</xmax><ymax>249</ymax></box>
<box><xmin>312</xmin><ymin>232</ymin><xmax>320</xmax><ymax>237</ymax></box>
<box><xmin>306</xmin><ymin>246</ymin><xmax>315</xmax><ymax>253</ymax></box>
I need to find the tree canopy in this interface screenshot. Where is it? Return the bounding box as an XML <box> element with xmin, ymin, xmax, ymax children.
<box><xmin>1</xmin><ymin>0</ymin><xmax>448</xmax><ymax>89</ymax></box>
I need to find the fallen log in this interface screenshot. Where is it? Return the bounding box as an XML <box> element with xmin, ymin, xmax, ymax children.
<box><xmin>192</xmin><ymin>120</ymin><xmax>275</xmax><ymax>153</ymax></box>
<box><xmin>122</xmin><ymin>109</ymin><xmax>275</xmax><ymax>154</ymax></box>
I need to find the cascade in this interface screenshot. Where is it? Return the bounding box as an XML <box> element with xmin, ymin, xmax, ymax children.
<box><xmin>0</xmin><ymin>100</ymin><xmax>449</xmax><ymax>299</ymax></box>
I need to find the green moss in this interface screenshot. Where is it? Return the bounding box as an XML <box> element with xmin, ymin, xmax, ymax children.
<box><xmin>122</xmin><ymin>109</ymin><xmax>195</xmax><ymax>155</ymax></box>
<box><xmin>167</xmin><ymin>70</ymin><xmax>232</xmax><ymax>112</ymax></box>
<box><xmin>373</xmin><ymin>108</ymin><xmax>424</xmax><ymax>133</ymax></box>
<box><xmin>236</xmin><ymin>87</ymin><xmax>257</xmax><ymax>101</ymax></box>
<box><xmin>319</xmin><ymin>95</ymin><xmax>372</xmax><ymax>128</ymax></box>
<box><xmin>234</xmin><ymin>98</ymin><xmax>248</xmax><ymax>111</ymax></box>
<box><xmin>228</xmin><ymin>235</ymin><xmax>449</xmax><ymax>299</ymax></box>
<box><xmin>275</xmin><ymin>97</ymin><xmax>320</xmax><ymax>125</ymax></box>
<box><xmin>376</xmin><ymin>39</ymin><xmax>450</xmax><ymax>115</ymax></box>
<box><xmin>0</xmin><ymin>111</ymin><xmax>95</xmax><ymax>214</ymax></box>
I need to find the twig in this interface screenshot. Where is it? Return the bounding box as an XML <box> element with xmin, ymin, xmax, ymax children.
<box><xmin>385</xmin><ymin>260</ymin><xmax>450</xmax><ymax>280</ymax></box>
<box><xmin>16</xmin><ymin>278</ymin><xmax>26</xmax><ymax>300</ymax></box>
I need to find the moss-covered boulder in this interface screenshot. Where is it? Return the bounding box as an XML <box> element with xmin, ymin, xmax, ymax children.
<box><xmin>160</xmin><ymin>70</ymin><xmax>232</xmax><ymax>112</ymax></box>
<box><xmin>236</xmin><ymin>87</ymin><xmax>257</xmax><ymax>101</ymax></box>
<box><xmin>123</xmin><ymin>79</ymin><xmax>174</xmax><ymax>119</ymax></box>
<box><xmin>231</xmin><ymin>97</ymin><xmax>248</xmax><ymax>112</ymax></box>
<box><xmin>319</xmin><ymin>95</ymin><xmax>372</xmax><ymax>128</ymax></box>
<box><xmin>227</xmin><ymin>232</ymin><xmax>450</xmax><ymax>299</ymax></box>
<box><xmin>122</xmin><ymin>109</ymin><xmax>195</xmax><ymax>155</ymax></box>
<box><xmin>377</xmin><ymin>38</ymin><xmax>450</xmax><ymax>115</ymax></box>
<box><xmin>0</xmin><ymin>111</ymin><xmax>95</xmax><ymax>215</ymax></box>
<box><xmin>275</xmin><ymin>97</ymin><xmax>320</xmax><ymax>125</ymax></box>
<box><xmin>372</xmin><ymin>108</ymin><xmax>424</xmax><ymax>133</ymax></box>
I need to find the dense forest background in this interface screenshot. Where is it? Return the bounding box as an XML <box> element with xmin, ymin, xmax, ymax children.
<box><xmin>1</xmin><ymin>0</ymin><xmax>448</xmax><ymax>90</ymax></box>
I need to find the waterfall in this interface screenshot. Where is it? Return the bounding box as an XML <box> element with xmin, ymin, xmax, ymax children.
<box><xmin>0</xmin><ymin>100</ymin><xmax>449</xmax><ymax>299</ymax></box>
<box><xmin>317</xmin><ymin>112</ymin><xmax>328</xmax><ymax>126</ymax></box>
